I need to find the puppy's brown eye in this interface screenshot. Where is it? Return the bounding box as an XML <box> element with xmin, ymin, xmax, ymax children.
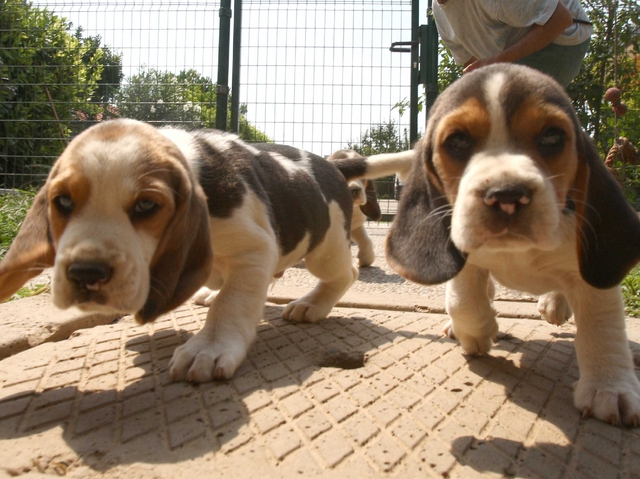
<box><xmin>445</xmin><ymin>131</ymin><xmax>473</xmax><ymax>159</ymax></box>
<box><xmin>538</xmin><ymin>127</ymin><xmax>566</xmax><ymax>156</ymax></box>
<box><xmin>131</xmin><ymin>199</ymin><xmax>160</xmax><ymax>219</ymax></box>
<box><xmin>53</xmin><ymin>195</ymin><xmax>73</xmax><ymax>215</ymax></box>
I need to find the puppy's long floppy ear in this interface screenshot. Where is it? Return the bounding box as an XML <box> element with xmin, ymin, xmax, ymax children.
<box><xmin>386</xmin><ymin>144</ymin><xmax>466</xmax><ymax>285</ymax></box>
<box><xmin>575</xmin><ymin>131</ymin><xmax>640</xmax><ymax>288</ymax></box>
<box><xmin>0</xmin><ymin>187</ymin><xmax>55</xmax><ymax>302</ymax></box>
<box><xmin>359</xmin><ymin>180</ymin><xmax>382</xmax><ymax>221</ymax></box>
<box><xmin>136</xmin><ymin>170</ymin><xmax>213</xmax><ymax>323</ymax></box>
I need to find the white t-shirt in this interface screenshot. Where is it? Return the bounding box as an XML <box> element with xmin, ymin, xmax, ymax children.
<box><xmin>433</xmin><ymin>0</ymin><xmax>593</xmax><ymax>66</ymax></box>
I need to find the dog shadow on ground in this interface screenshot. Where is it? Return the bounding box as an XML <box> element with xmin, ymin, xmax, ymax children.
<box><xmin>355</xmin><ymin>265</ymin><xmax>407</xmax><ymax>285</ymax></box>
<box><xmin>0</xmin><ymin>302</ymin><xmax>442</xmax><ymax>474</ymax></box>
<box><xmin>446</xmin><ymin>328</ymin><xmax>640</xmax><ymax>477</ymax></box>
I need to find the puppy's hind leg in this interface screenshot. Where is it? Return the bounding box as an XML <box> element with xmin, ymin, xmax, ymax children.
<box><xmin>283</xmin><ymin>207</ymin><xmax>357</xmax><ymax>322</ymax></box>
<box><xmin>537</xmin><ymin>291</ymin><xmax>572</xmax><ymax>325</ymax></box>
<box><xmin>192</xmin><ymin>266</ymin><xmax>225</xmax><ymax>306</ymax></box>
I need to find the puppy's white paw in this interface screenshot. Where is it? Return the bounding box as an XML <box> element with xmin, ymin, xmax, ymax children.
<box><xmin>443</xmin><ymin>320</ymin><xmax>496</xmax><ymax>355</ymax></box>
<box><xmin>443</xmin><ymin>320</ymin><xmax>456</xmax><ymax>339</ymax></box>
<box><xmin>537</xmin><ymin>292</ymin><xmax>572</xmax><ymax>325</ymax></box>
<box><xmin>357</xmin><ymin>246</ymin><xmax>375</xmax><ymax>268</ymax></box>
<box><xmin>193</xmin><ymin>286</ymin><xmax>216</xmax><ymax>307</ymax></box>
<box><xmin>169</xmin><ymin>333</ymin><xmax>249</xmax><ymax>382</ymax></box>
<box><xmin>574</xmin><ymin>374</ymin><xmax>640</xmax><ymax>426</ymax></box>
<box><xmin>282</xmin><ymin>299</ymin><xmax>332</xmax><ymax>323</ymax></box>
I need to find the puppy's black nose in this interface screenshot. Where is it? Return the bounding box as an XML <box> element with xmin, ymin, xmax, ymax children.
<box><xmin>484</xmin><ymin>185</ymin><xmax>531</xmax><ymax>215</ymax></box>
<box><xmin>67</xmin><ymin>262</ymin><xmax>113</xmax><ymax>288</ymax></box>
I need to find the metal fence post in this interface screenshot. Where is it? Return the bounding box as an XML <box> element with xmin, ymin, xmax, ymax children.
<box><xmin>424</xmin><ymin>0</ymin><xmax>439</xmax><ymax>116</ymax></box>
<box><xmin>230</xmin><ymin>0</ymin><xmax>242</xmax><ymax>133</ymax></box>
<box><xmin>409</xmin><ymin>0</ymin><xmax>419</xmax><ymax>145</ymax></box>
<box><xmin>216</xmin><ymin>0</ymin><xmax>232</xmax><ymax>131</ymax></box>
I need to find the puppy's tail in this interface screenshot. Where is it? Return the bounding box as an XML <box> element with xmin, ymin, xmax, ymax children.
<box><xmin>327</xmin><ymin>148</ymin><xmax>416</xmax><ymax>184</ymax></box>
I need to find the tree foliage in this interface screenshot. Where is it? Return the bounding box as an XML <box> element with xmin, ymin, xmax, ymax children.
<box><xmin>0</xmin><ymin>0</ymin><xmax>117</xmax><ymax>187</ymax></box>
<box><xmin>117</xmin><ymin>67</ymin><xmax>270</xmax><ymax>142</ymax></box>
<box><xmin>346</xmin><ymin>119</ymin><xmax>410</xmax><ymax>156</ymax></box>
<box><xmin>568</xmin><ymin>0</ymin><xmax>639</xmax><ymax>153</ymax></box>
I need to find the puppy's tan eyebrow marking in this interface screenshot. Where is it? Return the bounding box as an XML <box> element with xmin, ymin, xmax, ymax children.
<box><xmin>432</xmin><ymin>97</ymin><xmax>491</xmax><ymax>201</ymax></box>
<box><xmin>436</xmin><ymin>97</ymin><xmax>491</xmax><ymax>161</ymax></box>
<box><xmin>510</xmin><ymin>98</ymin><xmax>574</xmax><ymax>142</ymax></box>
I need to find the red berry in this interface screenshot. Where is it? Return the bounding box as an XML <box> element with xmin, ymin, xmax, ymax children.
<box><xmin>613</xmin><ymin>102</ymin><xmax>627</xmax><ymax>117</ymax></box>
<box><xmin>605</xmin><ymin>87</ymin><xmax>622</xmax><ymax>104</ymax></box>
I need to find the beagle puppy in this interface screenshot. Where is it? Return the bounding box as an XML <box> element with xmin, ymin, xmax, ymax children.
<box><xmin>328</xmin><ymin>149</ymin><xmax>383</xmax><ymax>267</ymax></box>
<box><xmin>386</xmin><ymin>64</ymin><xmax>640</xmax><ymax>426</ymax></box>
<box><xmin>0</xmin><ymin>119</ymin><xmax>413</xmax><ymax>382</ymax></box>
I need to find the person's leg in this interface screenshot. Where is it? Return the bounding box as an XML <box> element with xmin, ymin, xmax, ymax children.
<box><xmin>516</xmin><ymin>39</ymin><xmax>590</xmax><ymax>87</ymax></box>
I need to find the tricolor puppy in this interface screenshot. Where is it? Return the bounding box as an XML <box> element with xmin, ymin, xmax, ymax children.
<box><xmin>328</xmin><ymin>149</ymin><xmax>407</xmax><ymax>267</ymax></box>
<box><xmin>386</xmin><ymin>64</ymin><xmax>640</xmax><ymax>426</ymax></box>
<box><xmin>0</xmin><ymin>119</ymin><xmax>412</xmax><ymax>382</ymax></box>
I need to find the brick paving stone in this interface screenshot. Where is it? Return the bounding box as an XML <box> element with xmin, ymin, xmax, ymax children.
<box><xmin>167</xmin><ymin>413</ymin><xmax>207</xmax><ymax>449</ymax></box>
<box><xmin>324</xmin><ymin>394</ymin><xmax>358</xmax><ymax>423</ymax></box>
<box><xmin>330</xmin><ymin>369</ymin><xmax>361</xmax><ymax>391</ymax></box>
<box><xmin>121</xmin><ymin>408</ymin><xmax>159</xmax><ymax>443</ymax></box>
<box><xmin>242</xmin><ymin>389</ymin><xmax>271</xmax><ymax>413</ymax></box>
<box><xmin>390</xmin><ymin>416</ymin><xmax>427</xmax><ymax>449</ymax></box>
<box><xmin>365</xmin><ymin>433</ymin><xmax>406</xmax><ymax>471</ymax></box>
<box><xmin>296</xmin><ymin>409</ymin><xmax>332</xmax><ymax>440</ymax></box>
<box><xmin>217</xmin><ymin>421</ymin><xmax>253</xmax><ymax>453</ymax></box>
<box><xmin>313</xmin><ymin>429</ymin><xmax>354</xmax><ymax>467</ymax></box>
<box><xmin>265</xmin><ymin>425</ymin><xmax>302</xmax><ymax>461</ymax></box>
<box><xmin>464</xmin><ymin>439</ymin><xmax>516</xmax><ymax>477</ymax></box>
<box><xmin>308</xmin><ymin>380</ymin><xmax>340</xmax><ymax>403</ymax></box>
<box><xmin>522</xmin><ymin>446</ymin><xmax>567</xmax><ymax>479</ymax></box>
<box><xmin>280</xmin><ymin>392</ymin><xmax>313</xmax><ymax>419</ymax></box>
<box><xmin>251</xmin><ymin>406</ymin><xmax>286</xmax><ymax>434</ymax></box>
<box><xmin>414</xmin><ymin>437</ymin><xmax>458</xmax><ymax>476</ymax></box>
<box><xmin>342</xmin><ymin>411</ymin><xmax>380</xmax><ymax>446</ymax></box>
<box><xmin>75</xmin><ymin>404</ymin><xmax>116</xmax><ymax>435</ymax></box>
<box><xmin>367</xmin><ymin>398</ymin><xmax>401</xmax><ymax>428</ymax></box>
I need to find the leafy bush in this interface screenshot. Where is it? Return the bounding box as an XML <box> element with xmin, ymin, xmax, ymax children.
<box><xmin>0</xmin><ymin>0</ymin><xmax>110</xmax><ymax>188</ymax></box>
<box><xmin>622</xmin><ymin>266</ymin><xmax>640</xmax><ymax>318</ymax></box>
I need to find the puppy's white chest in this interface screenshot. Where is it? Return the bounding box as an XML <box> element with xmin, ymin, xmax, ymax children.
<box><xmin>468</xmin><ymin>241</ymin><xmax>579</xmax><ymax>295</ymax></box>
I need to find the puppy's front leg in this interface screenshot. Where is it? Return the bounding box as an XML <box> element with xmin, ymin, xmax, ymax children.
<box><xmin>169</xmin><ymin>253</ymin><xmax>274</xmax><ymax>382</ymax></box>
<box><xmin>444</xmin><ymin>263</ymin><xmax>498</xmax><ymax>355</ymax></box>
<box><xmin>570</xmin><ymin>285</ymin><xmax>640</xmax><ymax>426</ymax></box>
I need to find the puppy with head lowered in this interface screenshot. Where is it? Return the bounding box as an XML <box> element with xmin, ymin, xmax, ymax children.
<box><xmin>0</xmin><ymin>119</ymin><xmax>412</xmax><ymax>382</ymax></box>
<box><xmin>387</xmin><ymin>64</ymin><xmax>640</xmax><ymax>426</ymax></box>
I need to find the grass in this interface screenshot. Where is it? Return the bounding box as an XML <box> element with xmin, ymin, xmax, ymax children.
<box><xmin>1</xmin><ymin>188</ymin><xmax>640</xmax><ymax>316</ymax></box>
<box><xmin>0</xmin><ymin>188</ymin><xmax>35</xmax><ymax>260</ymax></box>
<box><xmin>622</xmin><ymin>266</ymin><xmax>640</xmax><ymax>318</ymax></box>
<box><xmin>10</xmin><ymin>283</ymin><xmax>51</xmax><ymax>300</ymax></box>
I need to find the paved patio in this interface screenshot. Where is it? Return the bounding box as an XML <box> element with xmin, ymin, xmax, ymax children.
<box><xmin>0</xmin><ymin>224</ymin><xmax>638</xmax><ymax>478</ymax></box>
